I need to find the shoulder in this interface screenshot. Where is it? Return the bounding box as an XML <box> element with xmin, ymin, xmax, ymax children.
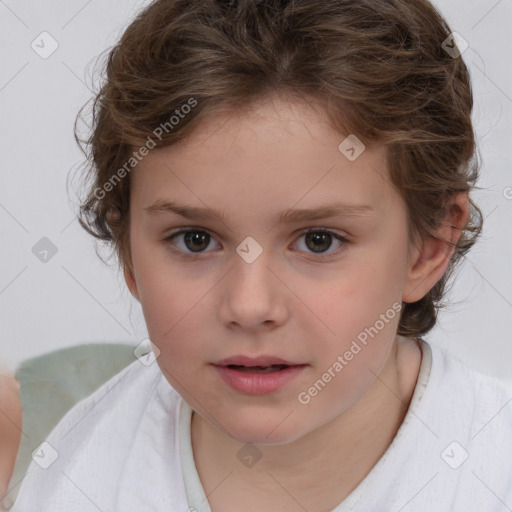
<box><xmin>426</xmin><ymin>343</ymin><xmax>512</xmax><ymax>501</ymax></box>
<box><xmin>9</xmin><ymin>357</ymin><xmax>184</xmax><ymax>511</ymax></box>
<box><xmin>44</xmin><ymin>352</ymin><xmax>167</xmax><ymax>432</ymax></box>
<box><xmin>3</xmin><ymin>343</ymin><xmax>144</xmax><ymax>510</ymax></box>
<box><xmin>21</xmin><ymin>350</ymin><xmax>180</xmax><ymax>455</ymax></box>
<box><xmin>425</xmin><ymin>340</ymin><xmax>512</xmax><ymax>439</ymax></box>
<box><xmin>430</xmin><ymin>341</ymin><xmax>512</xmax><ymax>400</ymax></box>
<box><xmin>378</xmin><ymin>341</ymin><xmax>512</xmax><ymax>507</ymax></box>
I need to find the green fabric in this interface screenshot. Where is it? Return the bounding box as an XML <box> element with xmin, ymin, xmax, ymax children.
<box><xmin>3</xmin><ymin>343</ymin><xmax>138</xmax><ymax>510</ymax></box>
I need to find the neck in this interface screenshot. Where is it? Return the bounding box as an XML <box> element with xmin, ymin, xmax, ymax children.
<box><xmin>191</xmin><ymin>336</ymin><xmax>422</xmax><ymax>511</ymax></box>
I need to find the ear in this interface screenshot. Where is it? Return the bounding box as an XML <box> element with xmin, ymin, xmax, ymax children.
<box><xmin>123</xmin><ymin>263</ymin><xmax>140</xmax><ymax>302</ymax></box>
<box><xmin>402</xmin><ymin>192</ymin><xmax>469</xmax><ymax>304</ymax></box>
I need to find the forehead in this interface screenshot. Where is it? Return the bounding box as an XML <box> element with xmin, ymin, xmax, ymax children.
<box><xmin>131</xmin><ymin>98</ymin><xmax>394</xmax><ymax>218</ymax></box>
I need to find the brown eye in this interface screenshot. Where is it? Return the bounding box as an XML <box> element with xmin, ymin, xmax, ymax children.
<box><xmin>182</xmin><ymin>231</ymin><xmax>210</xmax><ymax>252</ymax></box>
<box><xmin>294</xmin><ymin>229</ymin><xmax>349</xmax><ymax>257</ymax></box>
<box><xmin>165</xmin><ymin>229</ymin><xmax>218</xmax><ymax>254</ymax></box>
<box><xmin>305</xmin><ymin>232</ymin><xmax>333</xmax><ymax>253</ymax></box>
<box><xmin>164</xmin><ymin>227</ymin><xmax>349</xmax><ymax>259</ymax></box>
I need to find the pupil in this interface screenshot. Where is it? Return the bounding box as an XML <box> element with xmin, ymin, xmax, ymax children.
<box><xmin>306</xmin><ymin>232</ymin><xmax>331</xmax><ymax>253</ymax></box>
<box><xmin>182</xmin><ymin>231</ymin><xmax>332</xmax><ymax>254</ymax></box>
<box><xmin>185</xmin><ymin>231</ymin><xmax>209</xmax><ymax>252</ymax></box>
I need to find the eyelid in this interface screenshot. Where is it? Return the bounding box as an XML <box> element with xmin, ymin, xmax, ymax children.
<box><xmin>163</xmin><ymin>226</ymin><xmax>350</xmax><ymax>258</ymax></box>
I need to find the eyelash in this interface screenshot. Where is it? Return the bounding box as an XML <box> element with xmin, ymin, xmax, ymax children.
<box><xmin>162</xmin><ymin>227</ymin><xmax>350</xmax><ymax>260</ymax></box>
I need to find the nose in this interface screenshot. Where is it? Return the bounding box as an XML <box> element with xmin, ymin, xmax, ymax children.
<box><xmin>218</xmin><ymin>245</ymin><xmax>290</xmax><ymax>333</ymax></box>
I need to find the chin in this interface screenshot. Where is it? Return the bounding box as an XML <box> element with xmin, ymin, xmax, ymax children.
<box><xmin>218</xmin><ymin>415</ymin><xmax>309</xmax><ymax>446</ymax></box>
<box><xmin>229</xmin><ymin>430</ymin><xmax>300</xmax><ymax>446</ymax></box>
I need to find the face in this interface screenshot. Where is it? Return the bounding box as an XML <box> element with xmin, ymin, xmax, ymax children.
<box><xmin>125</xmin><ymin>96</ymin><xmax>418</xmax><ymax>445</ymax></box>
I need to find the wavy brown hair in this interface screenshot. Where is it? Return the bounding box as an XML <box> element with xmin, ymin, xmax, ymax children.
<box><xmin>74</xmin><ymin>0</ymin><xmax>483</xmax><ymax>339</ymax></box>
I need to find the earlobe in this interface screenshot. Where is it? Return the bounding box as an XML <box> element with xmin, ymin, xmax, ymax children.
<box><xmin>402</xmin><ymin>193</ymin><xmax>469</xmax><ymax>304</ymax></box>
<box><xmin>123</xmin><ymin>264</ymin><xmax>140</xmax><ymax>301</ymax></box>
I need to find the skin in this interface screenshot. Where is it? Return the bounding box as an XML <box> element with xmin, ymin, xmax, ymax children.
<box><xmin>0</xmin><ymin>94</ymin><xmax>468</xmax><ymax>512</ymax></box>
<box><xmin>0</xmin><ymin>95</ymin><xmax>468</xmax><ymax>510</ymax></box>
<box><xmin>0</xmin><ymin>373</ymin><xmax>22</xmax><ymax>508</ymax></box>
<box><xmin>123</xmin><ymin>95</ymin><xmax>469</xmax><ymax>511</ymax></box>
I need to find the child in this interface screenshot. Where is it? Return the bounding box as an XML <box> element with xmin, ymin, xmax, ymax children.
<box><xmin>7</xmin><ymin>0</ymin><xmax>512</xmax><ymax>510</ymax></box>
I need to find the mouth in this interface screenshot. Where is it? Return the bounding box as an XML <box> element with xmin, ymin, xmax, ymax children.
<box><xmin>212</xmin><ymin>357</ymin><xmax>308</xmax><ymax>394</ymax></box>
<box><xmin>214</xmin><ymin>355</ymin><xmax>301</xmax><ymax>367</ymax></box>
<box><xmin>224</xmin><ymin>364</ymin><xmax>291</xmax><ymax>374</ymax></box>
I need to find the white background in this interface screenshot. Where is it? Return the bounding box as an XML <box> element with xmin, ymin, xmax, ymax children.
<box><xmin>0</xmin><ymin>0</ymin><xmax>511</xmax><ymax>379</ymax></box>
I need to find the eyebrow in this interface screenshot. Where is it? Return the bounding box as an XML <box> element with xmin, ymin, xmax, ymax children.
<box><xmin>143</xmin><ymin>199</ymin><xmax>373</xmax><ymax>224</ymax></box>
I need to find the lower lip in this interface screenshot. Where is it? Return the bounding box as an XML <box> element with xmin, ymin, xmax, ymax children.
<box><xmin>213</xmin><ymin>365</ymin><xmax>307</xmax><ymax>394</ymax></box>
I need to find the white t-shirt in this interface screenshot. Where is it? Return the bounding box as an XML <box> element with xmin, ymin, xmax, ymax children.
<box><xmin>8</xmin><ymin>339</ymin><xmax>512</xmax><ymax>511</ymax></box>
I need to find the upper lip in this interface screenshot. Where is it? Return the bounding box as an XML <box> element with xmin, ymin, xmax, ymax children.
<box><xmin>213</xmin><ymin>355</ymin><xmax>303</xmax><ymax>367</ymax></box>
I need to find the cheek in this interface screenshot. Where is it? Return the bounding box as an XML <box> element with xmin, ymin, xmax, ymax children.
<box><xmin>130</xmin><ymin>241</ymin><xmax>188</xmax><ymax>341</ymax></box>
<box><xmin>311</xmin><ymin>265</ymin><xmax>388</xmax><ymax>327</ymax></box>
<box><xmin>299</xmin><ymin>256</ymin><xmax>404</xmax><ymax>365</ymax></box>
<box><xmin>138</xmin><ymin>278</ymin><xmax>202</xmax><ymax>346</ymax></box>
<box><xmin>132</xmin><ymin>257</ymin><xmax>215</xmax><ymax>363</ymax></box>
<box><xmin>346</xmin><ymin>232</ymin><xmax>409</xmax><ymax>307</ymax></box>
